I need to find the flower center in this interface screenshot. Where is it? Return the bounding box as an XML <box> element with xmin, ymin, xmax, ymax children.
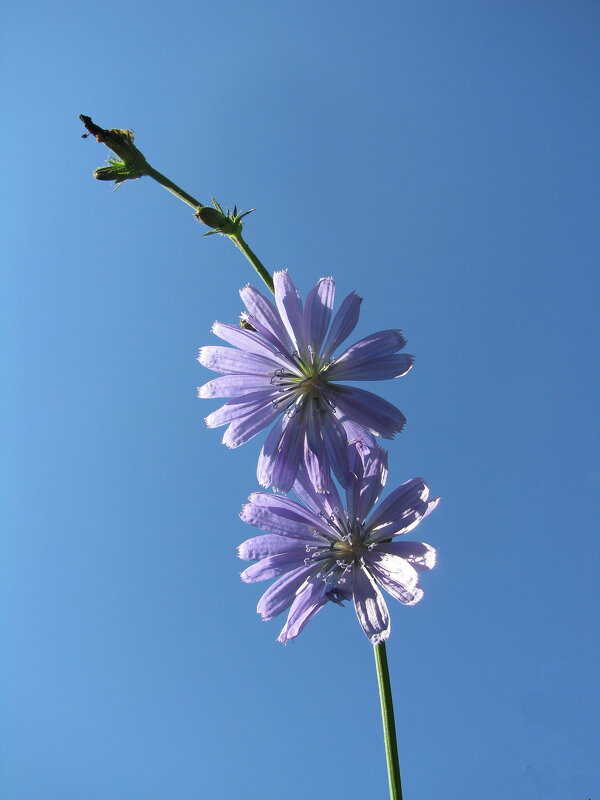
<box><xmin>269</xmin><ymin>351</ymin><xmax>336</xmax><ymax>415</ymax></box>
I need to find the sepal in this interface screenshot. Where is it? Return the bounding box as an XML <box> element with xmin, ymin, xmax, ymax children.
<box><xmin>196</xmin><ymin>197</ymin><xmax>254</xmax><ymax>236</ymax></box>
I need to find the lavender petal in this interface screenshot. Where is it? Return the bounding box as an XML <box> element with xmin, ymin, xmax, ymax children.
<box><xmin>222</xmin><ymin>396</ymin><xmax>282</xmax><ymax>448</ymax></box>
<box><xmin>238</xmin><ymin>534</ymin><xmax>310</xmax><ymax>561</ymax></box>
<box><xmin>333</xmin><ymin>329</ymin><xmax>408</xmax><ymax>363</ymax></box>
<box><xmin>368</xmin><ymin>553</ymin><xmax>423</xmax><ymax>605</ymax></box>
<box><xmin>198</xmin><ymin>346</ymin><xmax>277</xmax><ymax>375</ymax></box>
<box><xmin>303</xmin><ymin>277</ymin><xmax>335</xmax><ymax>355</ymax></box>
<box><xmin>256</xmin><ymin>414</ymin><xmax>286</xmax><ymax>488</ymax></box>
<box><xmin>211</xmin><ymin>322</ymin><xmax>295</xmax><ymax>369</ymax></box>
<box><xmin>241</xmin><ymin>551</ymin><xmax>308</xmax><ymax>583</ymax></box>
<box><xmin>345</xmin><ymin>442</ymin><xmax>388</xmax><ymax>523</ymax></box>
<box><xmin>321</xmin><ymin>291</ymin><xmax>362</xmax><ymax>360</ymax></box>
<box><xmin>240</xmin><ymin>283</ymin><xmax>294</xmax><ymax>352</ymax></box>
<box><xmin>366</xmin><ymin>478</ymin><xmax>431</xmax><ymax>533</ymax></box>
<box><xmin>246</xmin><ymin>492</ymin><xmax>328</xmax><ymax>531</ymax></box>
<box><xmin>374</xmin><ymin>541</ymin><xmax>437</xmax><ymax>571</ymax></box>
<box><xmin>205</xmin><ymin>390</ymin><xmax>278</xmax><ymax>428</ymax></box>
<box><xmin>197</xmin><ymin>374</ymin><xmax>268</xmax><ymax>399</ymax></box>
<box><xmin>320</xmin><ymin>409</ymin><xmax>352</xmax><ymax>488</ymax></box>
<box><xmin>271</xmin><ymin>416</ymin><xmax>306</xmax><ymax>493</ymax></box>
<box><xmin>303</xmin><ymin>407</ymin><xmax>331</xmax><ymax>494</ymax></box>
<box><xmin>277</xmin><ymin>578</ymin><xmax>330</xmax><ymax>643</ymax></box>
<box><xmin>333</xmin><ymin>386</ymin><xmax>407</xmax><ymax>438</ymax></box>
<box><xmin>326</xmin><ymin>353</ymin><xmax>414</xmax><ymax>382</ymax></box>
<box><xmin>352</xmin><ymin>562</ymin><xmax>391</xmax><ymax>644</ymax></box>
<box><xmin>274</xmin><ymin>271</ymin><xmax>306</xmax><ymax>353</ymax></box>
<box><xmin>257</xmin><ymin>564</ymin><xmax>315</xmax><ymax>620</ymax></box>
<box><xmin>240</xmin><ymin>502</ymin><xmax>320</xmax><ymax>540</ymax></box>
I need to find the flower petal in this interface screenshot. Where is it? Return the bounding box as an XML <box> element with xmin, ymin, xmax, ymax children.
<box><xmin>247</xmin><ymin>492</ymin><xmax>328</xmax><ymax>530</ymax></box>
<box><xmin>321</xmin><ymin>291</ymin><xmax>362</xmax><ymax>360</ymax></box>
<box><xmin>352</xmin><ymin>563</ymin><xmax>391</xmax><ymax>644</ymax></box>
<box><xmin>240</xmin><ymin>283</ymin><xmax>294</xmax><ymax>352</ymax></box>
<box><xmin>277</xmin><ymin>578</ymin><xmax>330</xmax><ymax>642</ymax></box>
<box><xmin>221</xmin><ymin>396</ymin><xmax>282</xmax><ymax>448</ymax></box>
<box><xmin>241</xmin><ymin>551</ymin><xmax>308</xmax><ymax>583</ymax></box>
<box><xmin>274</xmin><ymin>271</ymin><xmax>306</xmax><ymax>353</ymax></box>
<box><xmin>198</xmin><ymin>346</ymin><xmax>276</xmax><ymax>375</ymax></box>
<box><xmin>197</xmin><ymin>374</ymin><xmax>268</xmax><ymax>399</ymax></box>
<box><xmin>303</xmin><ymin>277</ymin><xmax>335</xmax><ymax>355</ymax></box>
<box><xmin>303</xmin><ymin>405</ymin><xmax>331</xmax><ymax>494</ymax></box>
<box><xmin>205</xmin><ymin>390</ymin><xmax>277</xmax><ymax>428</ymax></box>
<box><xmin>257</xmin><ymin>564</ymin><xmax>315</xmax><ymax>620</ymax></box>
<box><xmin>333</xmin><ymin>386</ymin><xmax>406</xmax><ymax>438</ymax></box>
<box><xmin>345</xmin><ymin>442</ymin><xmax>388</xmax><ymax>523</ymax></box>
<box><xmin>292</xmin><ymin>463</ymin><xmax>343</xmax><ymax>521</ymax></box>
<box><xmin>240</xmin><ymin>502</ymin><xmax>320</xmax><ymax>540</ymax></box>
<box><xmin>368</xmin><ymin>553</ymin><xmax>423</xmax><ymax>605</ymax></box>
<box><xmin>374</xmin><ymin>541</ymin><xmax>437</xmax><ymax>571</ymax></box>
<box><xmin>327</xmin><ymin>354</ymin><xmax>414</xmax><ymax>382</ymax></box>
<box><xmin>339</xmin><ymin>417</ymin><xmax>377</xmax><ymax>448</ymax></box>
<box><xmin>367</xmin><ymin>479</ymin><xmax>438</xmax><ymax>537</ymax></box>
<box><xmin>333</xmin><ymin>329</ymin><xmax>407</xmax><ymax>363</ymax></box>
<box><xmin>256</xmin><ymin>414</ymin><xmax>286</xmax><ymax>488</ymax></box>
<box><xmin>238</xmin><ymin>534</ymin><xmax>309</xmax><ymax>561</ymax></box>
<box><xmin>320</xmin><ymin>406</ymin><xmax>352</xmax><ymax>488</ymax></box>
<box><xmin>271</xmin><ymin>415</ymin><xmax>306</xmax><ymax>493</ymax></box>
<box><xmin>211</xmin><ymin>322</ymin><xmax>295</xmax><ymax>370</ymax></box>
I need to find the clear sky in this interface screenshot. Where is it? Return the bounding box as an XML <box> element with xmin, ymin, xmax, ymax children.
<box><xmin>2</xmin><ymin>1</ymin><xmax>599</xmax><ymax>798</ymax></box>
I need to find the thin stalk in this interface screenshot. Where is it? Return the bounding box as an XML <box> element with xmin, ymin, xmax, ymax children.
<box><xmin>144</xmin><ymin>164</ymin><xmax>204</xmax><ymax>211</ymax></box>
<box><xmin>81</xmin><ymin>115</ymin><xmax>275</xmax><ymax>293</ymax></box>
<box><xmin>229</xmin><ymin>233</ymin><xmax>275</xmax><ymax>294</ymax></box>
<box><xmin>374</xmin><ymin>642</ymin><xmax>404</xmax><ymax>800</ymax></box>
<box><xmin>144</xmin><ymin>169</ymin><xmax>275</xmax><ymax>295</ymax></box>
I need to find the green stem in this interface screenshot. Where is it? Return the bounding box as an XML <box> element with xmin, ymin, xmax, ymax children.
<box><xmin>144</xmin><ymin>164</ymin><xmax>204</xmax><ymax>211</ymax></box>
<box><xmin>229</xmin><ymin>233</ymin><xmax>275</xmax><ymax>295</ymax></box>
<box><xmin>374</xmin><ymin>642</ymin><xmax>404</xmax><ymax>800</ymax></box>
<box><xmin>144</xmin><ymin>168</ymin><xmax>275</xmax><ymax>296</ymax></box>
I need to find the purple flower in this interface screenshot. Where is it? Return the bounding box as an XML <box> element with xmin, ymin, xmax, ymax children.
<box><xmin>238</xmin><ymin>442</ymin><xmax>439</xmax><ymax>644</ymax></box>
<box><xmin>198</xmin><ymin>271</ymin><xmax>413</xmax><ymax>492</ymax></box>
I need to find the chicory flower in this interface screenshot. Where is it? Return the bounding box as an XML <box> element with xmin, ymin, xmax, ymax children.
<box><xmin>238</xmin><ymin>442</ymin><xmax>439</xmax><ymax>644</ymax></box>
<box><xmin>198</xmin><ymin>271</ymin><xmax>413</xmax><ymax>492</ymax></box>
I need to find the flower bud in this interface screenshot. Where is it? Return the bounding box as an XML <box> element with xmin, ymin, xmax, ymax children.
<box><xmin>93</xmin><ymin>158</ymin><xmax>145</xmax><ymax>186</ymax></box>
<box><xmin>195</xmin><ymin>197</ymin><xmax>254</xmax><ymax>237</ymax></box>
<box><xmin>196</xmin><ymin>205</ymin><xmax>237</xmax><ymax>233</ymax></box>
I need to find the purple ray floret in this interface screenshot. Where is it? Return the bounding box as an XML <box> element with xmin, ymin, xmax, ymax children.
<box><xmin>238</xmin><ymin>442</ymin><xmax>439</xmax><ymax>644</ymax></box>
<box><xmin>198</xmin><ymin>271</ymin><xmax>413</xmax><ymax>492</ymax></box>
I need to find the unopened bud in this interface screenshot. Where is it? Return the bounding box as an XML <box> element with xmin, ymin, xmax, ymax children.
<box><xmin>196</xmin><ymin>205</ymin><xmax>236</xmax><ymax>233</ymax></box>
<box><xmin>195</xmin><ymin>197</ymin><xmax>254</xmax><ymax>237</ymax></box>
<box><xmin>93</xmin><ymin>158</ymin><xmax>145</xmax><ymax>186</ymax></box>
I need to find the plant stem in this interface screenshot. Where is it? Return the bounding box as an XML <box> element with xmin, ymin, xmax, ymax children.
<box><xmin>374</xmin><ymin>642</ymin><xmax>404</xmax><ymax>800</ymax></box>
<box><xmin>144</xmin><ymin>165</ymin><xmax>275</xmax><ymax>294</ymax></box>
<box><xmin>229</xmin><ymin>233</ymin><xmax>275</xmax><ymax>294</ymax></box>
<box><xmin>80</xmin><ymin>115</ymin><xmax>275</xmax><ymax>293</ymax></box>
<box><xmin>144</xmin><ymin>164</ymin><xmax>204</xmax><ymax>211</ymax></box>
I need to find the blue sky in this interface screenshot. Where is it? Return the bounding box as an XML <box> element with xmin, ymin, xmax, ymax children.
<box><xmin>2</xmin><ymin>1</ymin><xmax>599</xmax><ymax>798</ymax></box>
